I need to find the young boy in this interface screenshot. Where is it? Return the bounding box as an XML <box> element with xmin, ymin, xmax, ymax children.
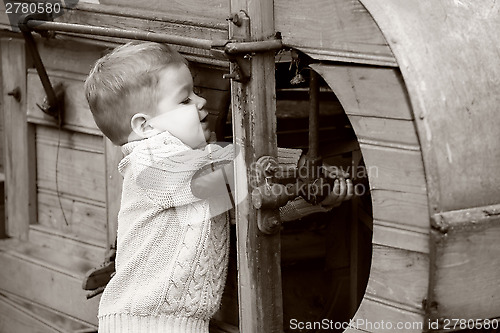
<box><xmin>85</xmin><ymin>41</ymin><xmax>352</xmax><ymax>333</ymax></box>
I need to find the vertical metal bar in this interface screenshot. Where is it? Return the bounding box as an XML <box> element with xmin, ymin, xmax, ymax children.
<box><xmin>308</xmin><ymin>69</ymin><xmax>320</xmax><ymax>161</ymax></box>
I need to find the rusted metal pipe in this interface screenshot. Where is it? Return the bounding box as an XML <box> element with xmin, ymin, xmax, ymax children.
<box><xmin>20</xmin><ymin>23</ymin><xmax>58</xmax><ymax>109</ymax></box>
<box><xmin>224</xmin><ymin>39</ymin><xmax>283</xmax><ymax>54</ymax></box>
<box><xmin>308</xmin><ymin>69</ymin><xmax>320</xmax><ymax>160</ymax></box>
<box><xmin>26</xmin><ymin>20</ymin><xmax>215</xmax><ymax>50</ymax></box>
<box><xmin>26</xmin><ymin>20</ymin><xmax>283</xmax><ymax>54</ymax></box>
<box><xmin>306</xmin><ymin>69</ymin><xmax>321</xmax><ymax>180</ymax></box>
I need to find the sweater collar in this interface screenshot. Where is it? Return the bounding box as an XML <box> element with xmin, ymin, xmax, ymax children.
<box><xmin>121</xmin><ymin>131</ymin><xmax>183</xmax><ymax>156</ymax></box>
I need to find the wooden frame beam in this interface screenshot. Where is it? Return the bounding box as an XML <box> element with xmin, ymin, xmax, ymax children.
<box><xmin>229</xmin><ymin>0</ymin><xmax>283</xmax><ymax>332</ymax></box>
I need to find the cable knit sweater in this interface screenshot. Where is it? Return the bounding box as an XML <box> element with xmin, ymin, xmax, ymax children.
<box><xmin>99</xmin><ymin>132</ymin><xmax>234</xmax><ymax>332</ymax></box>
<box><xmin>98</xmin><ymin>131</ymin><xmax>326</xmax><ymax>332</ymax></box>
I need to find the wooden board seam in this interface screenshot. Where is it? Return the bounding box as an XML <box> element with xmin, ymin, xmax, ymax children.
<box><xmin>359</xmin><ymin>139</ymin><xmax>420</xmax><ymax>152</ymax></box>
<box><xmin>364</xmin><ymin>293</ymin><xmax>425</xmax><ymax>315</ymax></box>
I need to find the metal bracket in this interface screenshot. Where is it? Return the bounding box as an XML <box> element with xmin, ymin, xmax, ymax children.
<box><xmin>18</xmin><ymin>12</ymin><xmax>64</xmax><ymax>126</ymax></box>
<box><xmin>209</xmin><ymin>11</ymin><xmax>252</xmax><ymax>83</ymax></box>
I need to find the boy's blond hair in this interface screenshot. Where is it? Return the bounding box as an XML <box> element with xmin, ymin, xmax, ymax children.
<box><xmin>84</xmin><ymin>42</ymin><xmax>187</xmax><ymax>145</ymax></box>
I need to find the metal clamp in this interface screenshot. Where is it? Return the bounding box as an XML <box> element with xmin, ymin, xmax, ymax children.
<box><xmin>216</xmin><ymin>11</ymin><xmax>283</xmax><ymax>83</ymax></box>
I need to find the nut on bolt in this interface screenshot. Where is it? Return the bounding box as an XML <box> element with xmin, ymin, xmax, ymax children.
<box><xmin>227</xmin><ymin>13</ymin><xmax>242</xmax><ymax>26</ymax></box>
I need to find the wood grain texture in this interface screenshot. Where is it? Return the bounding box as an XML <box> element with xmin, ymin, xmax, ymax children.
<box><xmin>428</xmin><ymin>204</ymin><xmax>500</xmax><ymax>324</ymax></box>
<box><xmin>365</xmin><ymin>245</ymin><xmax>428</xmax><ymax>311</ymax></box>
<box><xmin>29</xmin><ymin>225</ymin><xmax>106</xmax><ymax>264</ymax></box>
<box><xmin>228</xmin><ymin>0</ymin><xmax>283</xmax><ymax>332</ymax></box>
<box><xmin>99</xmin><ymin>0</ymin><xmax>228</xmax><ymax>22</ymax></box>
<box><xmin>348</xmin><ymin>115</ymin><xmax>419</xmax><ymax>148</ymax></box>
<box><xmin>35</xmin><ymin>127</ymin><xmax>106</xmax><ymax>203</ymax></box>
<box><xmin>36</xmin><ymin>190</ymin><xmax>106</xmax><ymax>245</ymax></box>
<box><xmin>1</xmin><ymin>38</ymin><xmax>36</xmax><ymax>240</ymax></box>
<box><xmin>0</xmin><ymin>239</ymin><xmax>100</xmax><ymax>325</ymax></box>
<box><xmin>358</xmin><ymin>0</ymin><xmax>500</xmax><ymax>212</ymax></box>
<box><xmin>57</xmin><ymin>4</ymin><xmax>227</xmax><ymax>60</ymax></box>
<box><xmin>275</xmin><ymin>0</ymin><xmax>395</xmax><ymax>65</ymax></box>
<box><xmin>27</xmin><ymin>71</ymin><xmax>100</xmax><ymax>134</ymax></box>
<box><xmin>310</xmin><ymin>64</ymin><xmax>413</xmax><ymax>120</ymax></box>
<box><xmin>311</xmin><ymin>62</ymin><xmax>431</xmax><ymax>328</ymax></box>
<box><xmin>372</xmin><ymin>221</ymin><xmax>428</xmax><ymax>254</ymax></box>
<box><xmin>352</xmin><ymin>296</ymin><xmax>425</xmax><ymax>332</ymax></box>
<box><xmin>360</xmin><ymin>145</ymin><xmax>426</xmax><ymax>195</ymax></box>
<box><xmin>371</xmin><ymin>190</ymin><xmax>428</xmax><ymax>230</ymax></box>
<box><xmin>36</xmin><ymin>38</ymin><xmax>105</xmax><ymax>76</ymax></box>
<box><xmin>0</xmin><ymin>295</ymin><xmax>62</xmax><ymax>333</ymax></box>
<box><xmin>0</xmin><ymin>292</ymin><xmax>96</xmax><ymax>333</ymax></box>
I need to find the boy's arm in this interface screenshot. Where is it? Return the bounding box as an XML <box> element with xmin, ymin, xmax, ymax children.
<box><xmin>190</xmin><ymin>147</ymin><xmax>354</xmax><ymax>221</ymax></box>
<box><xmin>135</xmin><ymin>140</ymin><xmax>234</xmax><ymax>209</ymax></box>
<box><xmin>190</xmin><ymin>161</ymin><xmax>234</xmax><ymax>199</ymax></box>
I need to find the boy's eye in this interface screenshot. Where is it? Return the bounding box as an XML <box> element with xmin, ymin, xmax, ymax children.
<box><xmin>181</xmin><ymin>97</ymin><xmax>192</xmax><ymax>104</ymax></box>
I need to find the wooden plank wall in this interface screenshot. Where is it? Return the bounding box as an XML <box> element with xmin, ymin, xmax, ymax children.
<box><xmin>275</xmin><ymin>0</ymin><xmax>395</xmax><ymax>66</ymax></box>
<box><xmin>0</xmin><ymin>27</ymin><xmax>231</xmax><ymax>331</ymax></box>
<box><xmin>429</xmin><ymin>205</ymin><xmax>500</xmax><ymax>325</ymax></box>
<box><xmin>312</xmin><ymin>64</ymin><xmax>430</xmax><ymax>331</ymax></box>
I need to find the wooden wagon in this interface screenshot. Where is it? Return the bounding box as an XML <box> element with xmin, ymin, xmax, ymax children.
<box><xmin>0</xmin><ymin>0</ymin><xmax>499</xmax><ymax>332</ymax></box>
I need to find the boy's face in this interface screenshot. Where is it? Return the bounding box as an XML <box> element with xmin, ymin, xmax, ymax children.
<box><xmin>147</xmin><ymin>64</ymin><xmax>211</xmax><ymax>148</ymax></box>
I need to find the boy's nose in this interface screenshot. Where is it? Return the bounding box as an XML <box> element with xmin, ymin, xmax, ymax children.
<box><xmin>193</xmin><ymin>94</ymin><xmax>206</xmax><ymax>110</ymax></box>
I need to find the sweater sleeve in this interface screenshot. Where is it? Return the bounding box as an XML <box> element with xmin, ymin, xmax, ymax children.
<box><xmin>279</xmin><ymin>197</ymin><xmax>331</xmax><ymax>222</ymax></box>
<box><xmin>132</xmin><ymin>142</ymin><xmax>234</xmax><ymax>209</ymax></box>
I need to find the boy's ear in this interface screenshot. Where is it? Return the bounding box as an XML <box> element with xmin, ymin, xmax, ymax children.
<box><xmin>130</xmin><ymin>113</ymin><xmax>158</xmax><ymax>140</ymax></box>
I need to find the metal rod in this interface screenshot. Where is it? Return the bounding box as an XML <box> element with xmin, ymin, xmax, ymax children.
<box><xmin>308</xmin><ymin>69</ymin><xmax>320</xmax><ymax>160</ymax></box>
<box><xmin>25</xmin><ymin>20</ymin><xmax>283</xmax><ymax>54</ymax></box>
<box><xmin>26</xmin><ymin>20</ymin><xmax>214</xmax><ymax>50</ymax></box>
<box><xmin>20</xmin><ymin>27</ymin><xmax>58</xmax><ymax>108</ymax></box>
<box><xmin>225</xmin><ymin>39</ymin><xmax>283</xmax><ymax>54</ymax></box>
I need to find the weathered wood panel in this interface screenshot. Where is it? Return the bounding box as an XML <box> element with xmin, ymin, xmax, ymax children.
<box><xmin>0</xmin><ymin>295</ymin><xmax>61</xmax><ymax>333</ymax></box>
<box><xmin>275</xmin><ymin>0</ymin><xmax>395</xmax><ymax>65</ymax></box>
<box><xmin>58</xmin><ymin>3</ymin><xmax>227</xmax><ymax>62</ymax></box>
<box><xmin>36</xmin><ymin>190</ymin><xmax>106</xmax><ymax>245</ymax></box>
<box><xmin>312</xmin><ymin>62</ymin><xmax>431</xmax><ymax>327</ymax></box>
<box><xmin>36</xmin><ymin>125</ymin><xmax>103</xmax><ymax>154</ymax></box>
<box><xmin>98</xmin><ymin>0</ymin><xmax>228</xmax><ymax>23</ymax></box>
<box><xmin>351</xmin><ymin>296</ymin><xmax>424</xmax><ymax>332</ymax></box>
<box><xmin>372</xmin><ymin>221</ymin><xmax>428</xmax><ymax>254</ymax></box>
<box><xmin>0</xmin><ymin>292</ymin><xmax>96</xmax><ymax>333</ymax></box>
<box><xmin>360</xmin><ymin>145</ymin><xmax>426</xmax><ymax>195</ymax></box>
<box><xmin>348</xmin><ymin>115</ymin><xmax>419</xmax><ymax>148</ymax></box>
<box><xmin>35</xmin><ymin>38</ymin><xmax>105</xmax><ymax>76</ymax></box>
<box><xmin>310</xmin><ymin>64</ymin><xmax>413</xmax><ymax>120</ymax></box>
<box><xmin>0</xmin><ymin>239</ymin><xmax>99</xmax><ymax>325</ymax></box>
<box><xmin>365</xmin><ymin>246</ymin><xmax>428</xmax><ymax>311</ymax></box>
<box><xmin>358</xmin><ymin>0</ymin><xmax>500</xmax><ymax>212</ymax></box>
<box><xmin>29</xmin><ymin>225</ymin><xmax>105</xmax><ymax>264</ymax></box>
<box><xmin>1</xmin><ymin>38</ymin><xmax>36</xmax><ymax>240</ymax></box>
<box><xmin>27</xmin><ymin>71</ymin><xmax>100</xmax><ymax>135</ymax></box>
<box><xmin>36</xmin><ymin>127</ymin><xmax>106</xmax><ymax>203</ymax></box>
<box><xmin>0</xmin><ymin>2</ymin><xmax>228</xmax><ymax>62</ymax></box>
<box><xmin>229</xmin><ymin>0</ymin><xmax>283</xmax><ymax>332</ymax></box>
<box><xmin>371</xmin><ymin>190</ymin><xmax>428</xmax><ymax>230</ymax></box>
<box><xmin>429</xmin><ymin>204</ymin><xmax>500</xmax><ymax>324</ymax></box>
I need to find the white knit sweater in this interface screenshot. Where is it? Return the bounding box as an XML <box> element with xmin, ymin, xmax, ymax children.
<box><xmin>99</xmin><ymin>132</ymin><xmax>234</xmax><ymax>333</ymax></box>
<box><xmin>98</xmin><ymin>131</ymin><xmax>323</xmax><ymax>332</ymax></box>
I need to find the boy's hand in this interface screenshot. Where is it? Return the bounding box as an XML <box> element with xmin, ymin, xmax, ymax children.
<box><xmin>319</xmin><ymin>164</ymin><xmax>354</xmax><ymax>209</ymax></box>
